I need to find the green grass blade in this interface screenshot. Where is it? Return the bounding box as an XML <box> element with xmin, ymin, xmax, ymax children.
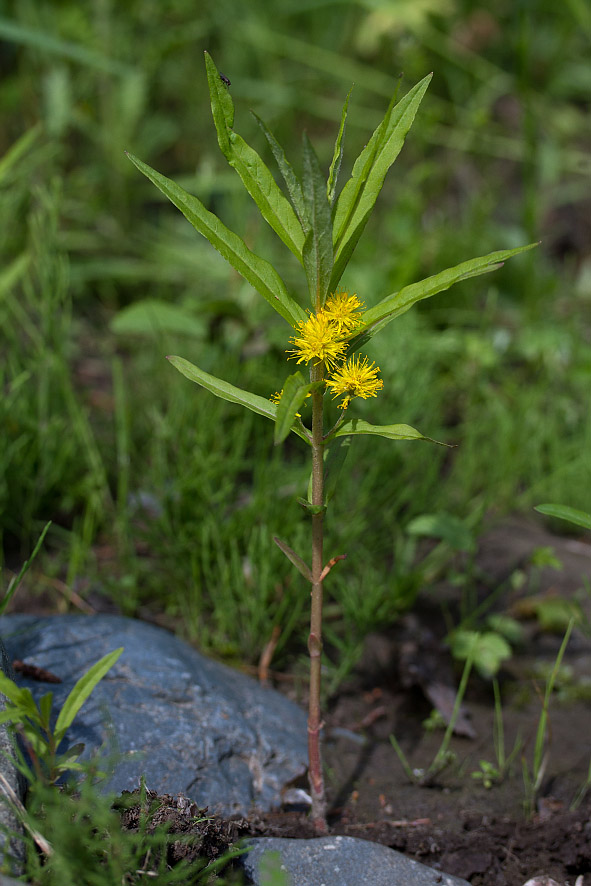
<box><xmin>205</xmin><ymin>52</ymin><xmax>305</xmax><ymax>260</ymax></box>
<box><xmin>350</xmin><ymin>243</ymin><xmax>538</xmax><ymax>349</ymax></box>
<box><xmin>330</xmin><ymin>74</ymin><xmax>432</xmax><ymax>291</ymax></box>
<box><xmin>125</xmin><ymin>152</ymin><xmax>306</xmax><ymax>328</ymax></box>
<box><xmin>0</xmin><ymin>253</ymin><xmax>30</xmax><ymax>301</ymax></box>
<box><xmin>274</xmin><ymin>372</ymin><xmax>313</xmax><ymax>445</ymax></box>
<box><xmin>532</xmin><ymin>618</ymin><xmax>575</xmax><ymax>789</ymax></box>
<box><xmin>2</xmin><ymin>520</ymin><xmax>51</xmax><ymax>615</ymax></box>
<box><xmin>0</xmin><ymin>18</ymin><xmax>132</xmax><ymax>75</ymax></box>
<box><xmin>535</xmin><ymin>504</ymin><xmax>591</xmax><ymax>531</ymax></box>
<box><xmin>252</xmin><ymin>112</ymin><xmax>309</xmax><ymax>234</ymax></box>
<box><xmin>326</xmin><ymin>418</ymin><xmax>448</xmax><ymax>445</ymax></box>
<box><xmin>167</xmin><ymin>356</ymin><xmax>310</xmax><ymax>443</ymax></box>
<box><xmin>0</xmin><ymin>125</ymin><xmax>40</xmax><ymax>183</ymax></box>
<box><xmin>302</xmin><ymin>134</ymin><xmax>334</xmax><ymax>308</ymax></box>
<box><xmin>327</xmin><ymin>87</ymin><xmax>352</xmax><ymax>207</ymax></box>
<box><xmin>54</xmin><ymin>648</ymin><xmax>123</xmax><ymax>744</ymax></box>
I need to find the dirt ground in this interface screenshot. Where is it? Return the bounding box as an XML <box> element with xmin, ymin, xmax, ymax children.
<box><xmin>13</xmin><ymin>515</ymin><xmax>591</xmax><ymax>884</ymax></box>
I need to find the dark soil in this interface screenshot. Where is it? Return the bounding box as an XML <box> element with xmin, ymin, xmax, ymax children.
<box><xmin>17</xmin><ymin>516</ymin><xmax>591</xmax><ymax>884</ymax></box>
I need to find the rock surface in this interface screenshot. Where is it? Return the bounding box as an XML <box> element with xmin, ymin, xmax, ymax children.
<box><xmin>241</xmin><ymin>836</ymin><xmax>471</xmax><ymax>886</ymax></box>
<box><xmin>0</xmin><ymin>637</ymin><xmax>25</xmax><ymax>876</ymax></box>
<box><xmin>0</xmin><ymin>614</ymin><xmax>308</xmax><ymax>815</ymax></box>
<box><xmin>0</xmin><ymin>615</ymin><xmax>468</xmax><ymax>886</ymax></box>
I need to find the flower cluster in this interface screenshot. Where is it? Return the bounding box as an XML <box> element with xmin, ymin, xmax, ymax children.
<box><xmin>285</xmin><ymin>291</ymin><xmax>383</xmax><ymax>410</ymax></box>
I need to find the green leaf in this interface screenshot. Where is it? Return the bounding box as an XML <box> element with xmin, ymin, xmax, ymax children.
<box><xmin>323</xmin><ymin>436</ymin><xmax>351</xmax><ymax>505</ymax></box>
<box><xmin>110</xmin><ymin>299</ymin><xmax>206</xmax><ymax>337</ymax></box>
<box><xmin>486</xmin><ymin>614</ymin><xmax>525</xmax><ymax>646</ymax></box>
<box><xmin>2</xmin><ymin>520</ymin><xmax>51</xmax><ymax>616</ymax></box>
<box><xmin>54</xmin><ymin>647</ymin><xmax>123</xmax><ymax>745</ymax></box>
<box><xmin>205</xmin><ymin>53</ymin><xmax>305</xmax><ymax>260</ymax></box>
<box><xmin>302</xmin><ymin>134</ymin><xmax>334</xmax><ymax>308</ymax></box>
<box><xmin>535</xmin><ymin>504</ymin><xmax>591</xmax><ymax>531</ymax></box>
<box><xmin>273</xmin><ymin>537</ymin><xmax>312</xmax><ymax>582</ymax></box>
<box><xmin>349</xmin><ymin>243</ymin><xmax>539</xmax><ymax>350</ymax></box>
<box><xmin>167</xmin><ymin>356</ymin><xmax>310</xmax><ymax>443</ymax></box>
<box><xmin>451</xmin><ymin>630</ymin><xmax>512</xmax><ymax>679</ymax></box>
<box><xmin>327</xmin><ymin>87</ymin><xmax>352</xmax><ymax>207</ymax></box>
<box><xmin>38</xmin><ymin>692</ymin><xmax>54</xmax><ymax>729</ymax></box>
<box><xmin>326</xmin><ymin>418</ymin><xmax>448</xmax><ymax>445</ymax></box>
<box><xmin>252</xmin><ymin>112</ymin><xmax>309</xmax><ymax>234</ymax></box>
<box><xmin>126</xmin><ymin>153</ymin><xmax>306</xmax><ymax>329</ymax></box>
<box><xmin>54</xmin><ymin>742</ymin><xmax>86</xmax><ymax>769</ymax></box>
<box><xmin>274</xmin><ymin>372</ymin><xmax>313</xmax><ymax>445</ymax></box>
<box><xmin>0</xmin><ymin>673</ymin><xmax>39</xmax><ymax>717</ymax></box>
<box><xmin>0</xmin><ymin>123</ymin><xmax>40</xmax><ymax>184</ymax></box>
<box><xmin>406</xmin><ymin>513</ymin><xmax>475</xmax><ymax>553</ymax></box>
<box><xmin>331</xmin><ymin>74</ymin><xmax>432</xmax><ymax>291</ymax></box>
<box><xmin>204</xmin><ymin>50</ymin><xmax>234</xmax><ymax>151</ymax></box>
<box><xmin>296</xmin><ymin>497</ymin><xmax>326</xmax><ymax>516</ymax></box>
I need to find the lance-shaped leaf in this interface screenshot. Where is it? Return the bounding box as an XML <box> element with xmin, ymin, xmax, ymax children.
<box><xmin>325</xmin><ymin>418</ymin><xmax>448</xmax><ymax>445</ymax></box>
<box><xmin>535</xmin><ymin>504</ymin><xmax>591</xmax><ymax>531</ymax></box>
<box><xmin>252</xmin><ymin>112</ymin><xmax>309</xmax><ymax>235</ymax></box>
<box><xmin>274</xmin><ymin>537</ymin><xmax>312</xmax><ymax>582</ymax></box>
<box><xmin>54</xmin><ymin>648</ymin><xmax>123</xmax><ymax>745</ymax></box>
<box><xmin>274</xmin><ymin>372</ymin><xmax>315</xmax><ymax>445</ymax></box>
<box><xmin>323</xmin><ymin>436</ymin><xmax>351</xmax><ymax>505</ymax></box>
<box><xmin>302</xmin><ymin>133</ymin><xmax>334</xmax><ymax>309</ymax></box>
<box><xmin>347</xmin><ymin>243</ymin><xmax>538</xmax><ymax>353</ymax></box>
<box><xmin>126</xmin><ymin>153</ymin><xmax>306</xmax><ymax>329</ymax></box>
<box><xmin>168</xmin><ymin>355</ymin><xmax>310</xmax><ymax>443</ymax></box>
<box><xmin>327</xmin><ymin>87</ymin><xmax>352</xmax><ymax>207</ymax></box>
<box><xmin>204</xmin><ymin>50</ymin><xmax>234</xmax><ymax>151</ymax></box>
<box><xmin>330</xmin><ymin>74</ymin><xmax>432</xmax><ymax>292</ymax></box>
<box><xmin>205</xmin><ymin>52</ymin><xmax>305</xmax><ymax>261</ymax></box>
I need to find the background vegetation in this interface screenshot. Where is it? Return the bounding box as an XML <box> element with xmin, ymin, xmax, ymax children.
<box><xmin>1</xmin><ymin>0</ymin><xmax>590</xmax><ymax>678</ymax></box>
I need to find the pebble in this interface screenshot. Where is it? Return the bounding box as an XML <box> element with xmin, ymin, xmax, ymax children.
<box><xmin>241</xmin><ymin>836</ymin><xmax>471</xmax><ymax>886</ymax></box>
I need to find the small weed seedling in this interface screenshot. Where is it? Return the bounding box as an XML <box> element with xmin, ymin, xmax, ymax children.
<box><xmin>471</xmin><ymin>677</ymin><xmax>523</xmax><ymax>789</ymax></box>
<box><xmin>522</xmin><ymin>616</ymin><xmax>575</xmax><ymax>816</ymax></box>
<box><xmin>389</xmin><ymin>637</ymin><xmax>476</xmax><ymax>785</ymax></box>
<box><xmin>0</xmin><ymin>523</ymin><xmax>123</xmax><ymax>787</ymax></box>
<box><xmin>0</xmin><ymin>648</ymin><xmax>122</xmax><ymax>787</ymax></box>
<box><xmin>128</xmin><ymin>53</ymin><xmax>534</xmax><ymax>830</ymax></box>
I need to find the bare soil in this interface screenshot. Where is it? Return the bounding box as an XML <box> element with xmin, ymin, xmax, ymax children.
<box><xmin>16</xmin><ymin>516</ymin><xmax>591</xmax><ymax>884</ymax></box>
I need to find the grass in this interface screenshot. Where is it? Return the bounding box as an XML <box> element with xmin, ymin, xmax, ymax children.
<box><xmin>0</xmin><ymin>1</ymin><xmax>590</xmax><ymax>876</ymax></box>
<box><xmin>0</xmin><ymin>0</ymin><xmax>589</xmax><ymax>699</ymax></box>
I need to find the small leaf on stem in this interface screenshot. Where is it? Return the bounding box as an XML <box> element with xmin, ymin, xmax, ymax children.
<box><xmin>327</xmin><ymin>86</ymin><xmax>353</xmax><ymax>207</ymax></box>
<box><xmin>274</xmin><ymin>537</ymin><xmax>313</xmax><ymax>582</ymax></box>
<box><xmin>274</xmin><ymin>372</ymin><xmax>314</xmax><ymax>445</ymax></box>
<box><xmin>319</xmin><ymin>553</ymin><xmax>347</xmax><ymax>582</ymax></box>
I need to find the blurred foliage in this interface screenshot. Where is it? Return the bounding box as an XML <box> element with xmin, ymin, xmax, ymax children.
<box><xmin>0</xmin><ymin>0</ymin><xmax>590</xmax><ymax>666</ymax></box>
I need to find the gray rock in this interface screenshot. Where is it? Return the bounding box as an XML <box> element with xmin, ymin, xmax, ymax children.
<box><xmin>241</xmin><ymin>836</ymin><xmax>470</xmax><ymax>886</ymax></box>
<box><xmin>0</xmin><ymin>615</ymin><xmax>308</xmax><ymax>816</ymax></box>
<box><xmin>0</xmin><ymin>637</ymin><xmax>25</xmax><ymax>877</ymax></box>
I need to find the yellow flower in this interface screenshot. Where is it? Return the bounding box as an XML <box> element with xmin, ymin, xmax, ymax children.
<box><xmin>321</xmin><ymin>291</ymin><xmax>365</xmax><ymax>335</ymax></box>
<box><xmin>288</xmin><ymin>312</ymin><xmax>347</xmax><ymax>369</ymax></box>
<box><xmin>326</xmin><ymin>354</ymin><xmax>383</xmax><ymax>409</ymax></box>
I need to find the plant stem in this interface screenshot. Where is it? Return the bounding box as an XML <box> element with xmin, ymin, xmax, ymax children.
<box><xmin>308</xmin><ymin>360</ymin><xmax>327</xmax><ymax>832</ymax></box>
